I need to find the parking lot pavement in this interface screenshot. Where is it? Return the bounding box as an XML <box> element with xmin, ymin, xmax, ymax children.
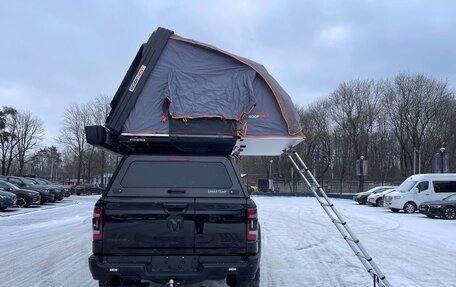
<box><xmin>0</xmin><ymin>198</ymin><xmax>78</xmax><ymax>217</ymax></box>
<box><xmin>0</xmin><ymin>195</ymin><xmax>100</xmax><ymax>287</ymax></box>
<box><xmin>255</xmin><ymin>196</ymin><xmax>456</xmax><ymax>287</ymax></box>
<box><xmin>1</xmin><ymin>196</ymin><xmax>455</xmax><ymax>287</ymax></box>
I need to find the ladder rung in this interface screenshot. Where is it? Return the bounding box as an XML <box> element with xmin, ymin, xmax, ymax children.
<box><xmin>371</xmin><ymin>270</ymin><xmax>387</xmax><ymax>281</ymax></box>
<box><xmin>332</xmin><ymin>219</ymin><xmax>347</xmax><ymax>225</ymax></box>
<box><xmin>298</xmin><ymin>168</ymin><xmax>308</xmax><ymax>173</ymax></box>
<box><xmin>356</xmin><ymin>252</ymin><xmax>372</xmax><ymax>262</ymax></box>
<box><xmin>321</xmin><ymin>203</ymin><xmax>334</xmax><ymax>207</ymax></box>
<box><xmin>343</xmin><ymin>235</ymin><xmax>359</xmax><ymax>243</ymax></box>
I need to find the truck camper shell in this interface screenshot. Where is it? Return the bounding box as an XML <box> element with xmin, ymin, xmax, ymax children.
<box><xmin>86</xmin><ymin>27</ymin><xmax>303</xmax><ymax>155</ymax></box>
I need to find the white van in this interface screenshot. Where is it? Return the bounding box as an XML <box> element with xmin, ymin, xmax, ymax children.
<box><xmin>384</xmin><ymin>173</ymin><xmax>456</xmax><ymax>213</ymax></box>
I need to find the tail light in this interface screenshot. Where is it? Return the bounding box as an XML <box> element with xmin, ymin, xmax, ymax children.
<box><xmin>246</xmin><ymin>208</ymin><xmax>258</xmax><ymax>241</ymax></box>
<box><xmin>92</xmin><ymin>207</ymin><xmax>103</xmax><ymax>241</ymax></box>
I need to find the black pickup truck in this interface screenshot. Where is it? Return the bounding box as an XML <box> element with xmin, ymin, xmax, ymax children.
<box><xmin>89</xmin><ymin>154</ymin><xmax>261</xmax><ymax>287</ymax></box>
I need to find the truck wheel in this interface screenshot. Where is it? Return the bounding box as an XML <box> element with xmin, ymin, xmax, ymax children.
<box><xmin>443</xmin><ymin>207</ymin><xmax>456</xmax><ymax>219</ymax></box>
<box><xmin>390</xmin><ymin>208</ymin><xmax>400</xmax><ymax>213</ymax></box>
<box><xmin>16</xmin><ymin>196</ymin><xmax>30</xmax><ymax>208</ymax></box>
<box><xmin>376</xmin><ymin>198</ymin><xmax>383</xmax><ymax>207</ymax></box>
<box><xmin>403</xmin><ymin>202</ymin><xmax>417</xmax><ymax>214</ymax></box>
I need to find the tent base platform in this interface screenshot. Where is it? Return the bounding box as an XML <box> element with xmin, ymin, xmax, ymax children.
<box><xmin>85</xmin><ymin>125</ymin><xmax>302</xmax><ymax>156</ymax></box>
<box><xmin>120</xmin><ymin>133</ymin><xmax>303</xmax><ymax>156</ymax></box>
<box><xmin>234</xmin><ymin>137</ymin><xmax>303</xmax><ymax>156</ymax></box>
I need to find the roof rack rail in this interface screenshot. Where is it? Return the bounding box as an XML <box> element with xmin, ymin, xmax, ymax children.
<box><xmin>85</xmin><ymin>125</ymin><xmax>236</xmax><ymax>155</ymax></box>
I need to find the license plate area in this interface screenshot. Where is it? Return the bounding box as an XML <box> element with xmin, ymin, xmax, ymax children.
<box><xmin>151</xmin><ymin>256</ymin><xmax>199</xmax><ymax>272</ymax></box>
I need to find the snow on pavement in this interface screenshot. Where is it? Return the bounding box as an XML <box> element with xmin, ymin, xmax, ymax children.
<box><xmin>255</xmin><ymin>196</ymin><xmax>456</xmax><ymax>287</ymax></box>
<box><xmin>1</xmin><ymin>195</ymin><xmax>455</xmax><ymax>287</ymax></box>
<box><xmin>0</xmin><ymin>196</ymin><xmax>97</xmax><ymax>287</ymax></box>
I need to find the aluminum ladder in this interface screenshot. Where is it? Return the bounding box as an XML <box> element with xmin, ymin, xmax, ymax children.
<box><xmin>285</xmin><ymin>148</ymin><xmax>392</xmax><ymax>287</ymax></box>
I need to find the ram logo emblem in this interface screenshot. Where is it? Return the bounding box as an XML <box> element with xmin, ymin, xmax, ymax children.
<box><xmin>167</xmin><ymin>215</ymin><xmax>184</xmax><ymax>232</ymax></box>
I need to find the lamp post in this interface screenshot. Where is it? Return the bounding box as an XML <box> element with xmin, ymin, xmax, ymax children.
<box><xmin>440</xmin><ymin>147</ymin><xmax>445</xmax><ymax>173</ymax></box>
<box><xmin>359</xmin><ymin>155</ymin><xmax>365</xmax><ymax>193</ymax></box>
<box><xmin>269</xmin><ymin>160</ymin><xmax>273</xmax><ymax>179</ymax></box>
<box><xmin>268</xmin><ymin>160</ymin><xmax>274</xmax><ymax>192</ymax></box>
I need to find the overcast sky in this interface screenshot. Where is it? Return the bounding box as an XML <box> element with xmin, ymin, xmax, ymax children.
<box><xmin>1</xmin><ymin>0</ymin><xmax>456</xmax><ymax>145</ymax></box>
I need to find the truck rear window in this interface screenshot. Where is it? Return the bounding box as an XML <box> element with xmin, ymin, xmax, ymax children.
<box><xmin>121</xmin><ymin>161</ymin><xmax>232</xmax><ymax>189</ymax></box>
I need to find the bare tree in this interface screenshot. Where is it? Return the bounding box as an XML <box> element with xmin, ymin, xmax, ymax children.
<box><xmin>86</xmin><ymin>95</ymin><xmax>111</xmax><ymax>186</ymax></box>
<box><xmin>384</xmin><ymin>73</ymin><xmax>454</xmax><ymax>176</ymax></box>
<box><xmin>60</xmin><ymin>95</ymin><xmax>114</xmax><ymax>185</ymax></box>
<box><xmin>13</xmin><ymin>110</ymin><xmax>45</xmax><ymax>175</ymax></box>
<box><xmin>0</xmin><ymin>106</ymin><xmax>18</xmax><ymax>175</ymax></box>
<box><xmin>295</xmin><ymin>102</ymin><xmax>332</xmax><ymax>180</ymax></box>
<box><xmin>60</xmin><ymin>103</ymin><xmax>91</xmax><ymax>184</ymax></box>
<box><xmin>328</xmin><ymin>80</ymin><xmax>382</xmax><ymax>191</ymax></box>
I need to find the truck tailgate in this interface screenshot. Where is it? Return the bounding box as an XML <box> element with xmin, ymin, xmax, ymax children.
<box><xmin>102</xmin><ymin>197</ymin><xmax>195</xmax><ymax>255</ymax></box>
<box><xmin>195</xmin><ymin>198</ymin><xmax>247</xmax><ymax>254</ymax></box>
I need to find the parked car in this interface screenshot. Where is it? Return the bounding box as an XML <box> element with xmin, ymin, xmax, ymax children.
<box><xmin>72</xmin><ymin>184</ymin><xmax>103</xmax><ymax>195</ymax></box>
<box><xmin>384</xmin><ymin>173</ymin><xmax>456</xmax><ymax>213</ymax></box>
<box><xmin>353</xmin><ymin>186</ymin><xmax>396</xmax><ymax>205</ymax></box>
<box><xmin>0</xmin><ymin>176</ymin><xmax>54</xmax><ymax>204</ymax></box>
<box><xmin>26</xmin><ymin>178</ymin><xmax>64</xmax><ymax>201</ymax></box>
<box><xmin>0</xmin><ymin>180</ymin><xmax>41</xmax><ymax>208</ymax></box>
<box><xmin>29</xmin><ymin>178</ymin><xmax>68</xmax><ymax>199</ymax></box>
<box><xmin>419</xmin><ymin>194</ymin><xmax>456</xmax><ymax>219</ymax></box>
<box><xmin>367</xmin><ymin>188</ymin><xmax>396</xmax><ymax>207</ymax></box>
<box><xmin>37</xmin><ymin>178</ymin><xmax>71</xmax><ymax>197</ymax></box>
<box><xmin>0</xmin><ymin>189</ymin><xmax>16</xmax><ymax>211</ymax></box>
<box><xmin>88</xmin><ymin>154</ymin><xmax>261</xmax><ymax>287</ymax></box>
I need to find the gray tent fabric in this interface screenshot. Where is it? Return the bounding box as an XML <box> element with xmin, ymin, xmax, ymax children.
<box><xmin>169</xmin><ymin>34</ymin><xmax>302</xmax><ymax>136</ymax></box>
<box><xmin>167</xmin><ymin>69</ymin><xmax>256</xmax><ymax>120</ymax></box>
<box><xmin>244</xmin><ymin>76</ymin><xmax>289</xmax><ymax>136</ymax></box>
<box><xmin>123</xmin><ymin>33</ymin><xmax>302</xmax><ymax>137</ymax></box>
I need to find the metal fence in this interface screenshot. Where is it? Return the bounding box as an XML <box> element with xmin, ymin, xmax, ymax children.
<box><xmin>275</xmin><ymin>179</ymin><xmax>403</xmax><ymax>194</ymax></box>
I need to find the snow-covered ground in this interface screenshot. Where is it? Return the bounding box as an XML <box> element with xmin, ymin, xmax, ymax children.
<box><xmin>256</xmin><ymin>196</ymin><xmax>456</xmax><ymax>287</ymax></box>
<box><xmin>1</xmin><ymin>196</ymin><xmax>455</xmax><ymax>287</ymax></box>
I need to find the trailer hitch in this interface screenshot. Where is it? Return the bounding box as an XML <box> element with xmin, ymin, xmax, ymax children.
<box><xmin>166</xmin><ymin>279</ymin><xmax>180</xmax><ymax>287</ymax></box>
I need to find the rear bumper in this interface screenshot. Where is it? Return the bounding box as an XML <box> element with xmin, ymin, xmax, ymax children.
<box><xmin>89</xmin><ymin>254</ymin><xmax>260</xmax><ymax>285</ymax></box>
<box><xmin>419</xmin><ymin>206</ymin><xmax>444</xmax><ymax>217</ymax></box>
<box><xmin>1</xmin><ymin>201</ymin><xmax>13</xmax><ymax>209</ymax></box>
<box><xmin>51</xmin><ymin>191</ymin><xmax>63</xmax><ymax>200</ymax></box>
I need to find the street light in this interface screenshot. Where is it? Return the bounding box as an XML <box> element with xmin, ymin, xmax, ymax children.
<box><xmin>440</xmin><ymin>147</ymin><xmax>445</xmax><ymax>173</ymax></box>
<box><xmin>269</xmin><ymin>160</ymin><xmax>273</xmax><ymax>179</ymax></box>
<box><xmin>359</xmin><ymin>156</ymin><xmax>365</xmax><ymax>193</ymax></box>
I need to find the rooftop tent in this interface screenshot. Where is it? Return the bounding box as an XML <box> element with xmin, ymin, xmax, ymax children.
<box><xmin>89</xmin><ymin>27</ymin><xmax>303</xmax><ymax>155</ymax></box>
